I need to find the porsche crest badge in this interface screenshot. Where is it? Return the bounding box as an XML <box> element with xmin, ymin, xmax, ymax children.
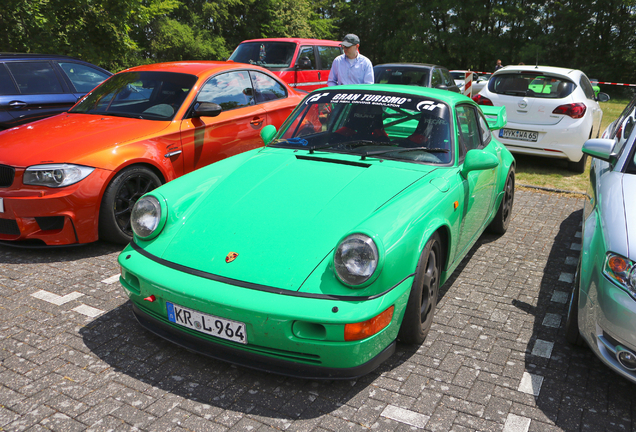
<box><xmin>225</xmin><ymin>252</ymin><xmax>238</xmax><ymax>263</ymax></box>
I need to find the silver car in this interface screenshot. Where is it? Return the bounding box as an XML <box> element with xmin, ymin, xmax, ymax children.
<box><xmin>566</xmin><ymin>95</ymin><xmax>636</xmax><ymax>383</ymax></box>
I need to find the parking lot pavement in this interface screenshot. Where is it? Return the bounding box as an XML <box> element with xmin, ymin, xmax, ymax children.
<box><xmin>1</xmin><ymin>188</ymin><xmax>635</xmax><ymax>431</ymax></box>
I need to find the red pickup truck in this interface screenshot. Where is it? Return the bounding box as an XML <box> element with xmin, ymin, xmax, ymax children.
<box><xmin>228</xmin><ymin>38</ymin><xmax>343</xmax><ymax>92</ymax></box>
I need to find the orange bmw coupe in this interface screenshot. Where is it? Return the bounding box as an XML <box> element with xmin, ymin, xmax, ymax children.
<box><xmin>0</xmin><ymin>61</ymin><xmax>305</xmax><ymax>246</ymax></box>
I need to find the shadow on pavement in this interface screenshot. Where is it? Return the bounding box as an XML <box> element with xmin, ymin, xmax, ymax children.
<box><xmin>79</xmin><ymin>302</ymin><xmax>421</xmax><ymax>420</ymax></box>
<box><xmin>514</xmin><ymin>209</ymin><xmax>636</xmax><ymax>431</ymax></box>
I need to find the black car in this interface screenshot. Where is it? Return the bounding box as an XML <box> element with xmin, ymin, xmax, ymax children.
<box><xmin>374</xmin><ymin>63</ymin><xmax>460</xmax><ymax>93</ymax></box>
<box><xmin>0</xmin><ymin>53</ymin><xmax>112</xmax><ymax>130</ymax></box>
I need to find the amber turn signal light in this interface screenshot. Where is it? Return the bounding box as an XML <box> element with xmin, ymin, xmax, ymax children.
<box><xmin>608</xmin><ymin>255</ymin><xmax>628</xmax><ymax>273</ymax></box>
<box><xmin>344</xmin><ymin>306</ymin><xmax>394</xmax><ymax>341</ymax></box>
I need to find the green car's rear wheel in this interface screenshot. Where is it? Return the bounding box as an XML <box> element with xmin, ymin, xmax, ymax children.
<box><xmin>488</xmin><ymin>168</ymin><xmax>515</xmax><ymax>235</ymax></box>
<box><xmin>399</xmin><ymin>232</ymin><xmax>441</xmax><ymax>344</ymax></box>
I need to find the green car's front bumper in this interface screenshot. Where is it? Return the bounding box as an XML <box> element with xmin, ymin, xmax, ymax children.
<box><xmin>118</xmin><ymin>243</ymin><xmax>413</xmax><ymax>379</ymax></box>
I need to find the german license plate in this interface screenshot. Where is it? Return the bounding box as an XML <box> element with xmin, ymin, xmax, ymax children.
<box><xmin>499</xmin><ymin>128</ymin><xmax>538</xmax><ymax>142</ymax></box>
<box><xmin>166</xmin><ymin>302</ymin><xmax>247</xmax><ymax>344</ymax></box>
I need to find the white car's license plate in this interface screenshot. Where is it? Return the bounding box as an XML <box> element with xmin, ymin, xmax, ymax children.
<box><xmin>166</xmin><ymin>302</ymin><xmax>247</xmax><ymax>344</ymax></box>
<box><xmin>499</xmin><ymin>128</ymin><xmax>538</xmax><ymax>142</ymax></box>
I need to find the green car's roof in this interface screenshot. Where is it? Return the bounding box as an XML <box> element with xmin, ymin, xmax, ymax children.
<box><xmin>323</xmin><ymin>84</ymin><xmax>473</xmax><ymax>105</ymax></box>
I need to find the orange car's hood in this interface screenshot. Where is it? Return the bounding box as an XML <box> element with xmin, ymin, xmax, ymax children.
<box><xmin>0</xmin><ymin>113</ymin><xmax>171</xmax><ymax>167</ymax></box>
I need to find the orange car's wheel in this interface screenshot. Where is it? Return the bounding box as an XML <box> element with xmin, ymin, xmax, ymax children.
<box><xmin>398</xmin><ymin>232</ymin><xmax>441</xmax><ymax>345</ymax></box>
<box><xmin>99</xmin><ymin>166</ymin><xmax>162</xmax><ymax>244</ymax></box>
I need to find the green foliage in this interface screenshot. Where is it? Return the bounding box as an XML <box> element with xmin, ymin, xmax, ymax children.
<box><xmin>0</xmin><ymin>0</ymin><xmax>179</xmax><ymax>71</ymax></box>
<box><xmin>1</xmin><ymin>0</ymin><xmax>634</xmax><ymax>85</ymax></box>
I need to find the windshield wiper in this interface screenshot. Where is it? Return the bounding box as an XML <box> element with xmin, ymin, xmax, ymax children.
<box><xmin>360</xmin><ymin>147</ymin><xmax>449</xmax><ymax>160</ymax></box>
<box><xmin>308</xmin><ymin>140</ymin><xmax>395</xmax><ymax>154</ymax></box>
<box><xmin>270</xmin><ymin>139</ymin><xmax>393</xmax><ymax>154</ymax></box>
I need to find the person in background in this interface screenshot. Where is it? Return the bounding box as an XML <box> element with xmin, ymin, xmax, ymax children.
<box><xmin>327</xmin><ymin>34</ymin><xmax>374</xmax><ymax>86</ymax></box>
<box><xmin>494</xmin><ymin>59</ymin><xmax>503</xmax><ymax>71</ymax></box>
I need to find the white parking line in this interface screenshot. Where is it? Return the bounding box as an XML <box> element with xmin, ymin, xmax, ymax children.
<box><xmin>31</xmin><ymin>290</ymin><xmax>84</xmax><ymax>306</ymax></box>
<box><xmin>73</xmin><ymin>305</ymin><xmax>104</xmax><ymax>318</ymax></box>
<box><xmin>542</xmin><ymin>313</ymin><xmax>561</xmax><ymax>328</ymax></box>
<box><xmin>551</xmin><ymin>291</ymin><xmax>569</xmax><ymax>303</ymax></box>
<box><xmin>381</xmin><ymin>405</ymin><xmax>430</xmax><ymax>429</ymax></box>
<box><xmin>101</xmin><ymin>274</ymin><xmax>121</xmax><ymax>285</ymax></box>
<box><xmin>531</xmin><ymin>340</ymin><xmax>554</xmax><ymax>358</ymax></box>
<box><xmin>518</xmin><ymin>372</ymin><xmax>544</xmax><ymax>396</ymax></box>
<box><xmin>503</xmin><ymin>413</ymin><xmax>531</xmax><ymax>432</ymax></box>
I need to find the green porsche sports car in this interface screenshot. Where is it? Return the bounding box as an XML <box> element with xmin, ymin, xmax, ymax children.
<box><xmin>118</xmin><ymin>84</ymin><xmax>515</xmax><ymax>379</ymax></box>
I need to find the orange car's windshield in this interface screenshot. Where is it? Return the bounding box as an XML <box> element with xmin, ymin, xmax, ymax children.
<box><xmin>70</xmin><ymin>71</ymin><xmax>197</xmax><ymax>120</ymax></box>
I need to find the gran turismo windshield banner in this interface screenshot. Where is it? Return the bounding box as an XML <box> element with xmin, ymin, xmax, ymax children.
<box><xmin>304</xmin><ymin>91</ymin><xmax>446</xmax><ymax>111</ymax></box>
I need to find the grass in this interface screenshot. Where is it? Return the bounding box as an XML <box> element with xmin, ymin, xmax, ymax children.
<box><xmin>513</xmin><ymin>98</ymin><xmax>630</xmax><ymax>194</ymax></box>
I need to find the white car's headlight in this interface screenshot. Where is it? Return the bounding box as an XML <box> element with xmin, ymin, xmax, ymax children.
<box><xmin>23</xmin><ymin>164</ymin><xmax>94</xmax><ymax>187</ymax></box>
<box><xmin>604</xmin><ymin>253</ymin><xmax>636</xmax><ymax>296</ymax></box>
<box><xmin>131</xmin><ymin>196</ymin><xmax>164</xmax><ymax>240</ymax></box>
<box><xmin>334</xmin><ymin>233</ymin><xmax>379</xmax><ymax>286</ymax></box>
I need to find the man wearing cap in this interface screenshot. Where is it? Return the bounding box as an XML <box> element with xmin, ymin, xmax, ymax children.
<box><xmin>327</xmin><ymin>34</ymin><xmax>374</xmax><ymax>86</ymax></box>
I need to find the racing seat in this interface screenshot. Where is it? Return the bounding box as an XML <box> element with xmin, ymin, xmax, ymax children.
<box><xmin>334</xmin><ymin>104</ymin><xmax>388</xmax><ymax>142</ymax></box>
<box><xmin>402</xmin><ymin>111</ymin><xmax>450</xmax><ymax>149</ymax></box>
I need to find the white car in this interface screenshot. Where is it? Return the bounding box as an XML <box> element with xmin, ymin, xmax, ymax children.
<box><xmin>472</xmin><ymin>65</ymin><xmax>610</xmax><ymax>172</ymax></box>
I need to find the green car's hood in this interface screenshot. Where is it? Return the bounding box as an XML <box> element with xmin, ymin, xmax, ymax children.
<box><xmin>155</xmin><ymin>149</ymin><xmax>435</xmax><ymax>291</ymax></box>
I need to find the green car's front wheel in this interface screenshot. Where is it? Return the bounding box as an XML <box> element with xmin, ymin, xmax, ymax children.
<box><xmin>399</xmin><ymin>232</ymin><xmax>441</xmax><ymax>344</ymax></box>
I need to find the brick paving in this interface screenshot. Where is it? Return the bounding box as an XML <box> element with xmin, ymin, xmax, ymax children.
<box><xmin>1</xmin><ymin>189</ymin><xmax>635</xmax><ymax>431</ymax></box>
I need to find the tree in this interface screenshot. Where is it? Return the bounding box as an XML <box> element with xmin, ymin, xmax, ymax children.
<box><xmin>0</xmin><ymin>0</ymin><xmax>179</xmax><ymax>71</ymax></box>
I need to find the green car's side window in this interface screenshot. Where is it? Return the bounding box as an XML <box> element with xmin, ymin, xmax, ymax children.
<box><xmin>456</xmin><ymin>105</ymin><xmax>482</xmax><ymax>156</ymax></box>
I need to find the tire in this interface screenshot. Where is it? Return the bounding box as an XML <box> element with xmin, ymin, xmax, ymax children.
<box><xmin>487</xmin><ymin>168</ymin><xmax>515</xmax><ymax>235</ymax></box>
<box><xmin>98</xmin><ymin>166</ymin><xmax>162</xmax><ymax>244</ymax></box>
<box><xmin>565</xmin><ymin>266</ymin><xmax>586</xmax><ymax>346</ymax></box>
<box><xmin>398</xmin><ymin>232</ymin><xmax>442</xmax><ymax>344</ymax></box>
<box><xmin>568</xmin><ymin>154</ymin><xmax>588</xmax><ymax>174</ymax></box>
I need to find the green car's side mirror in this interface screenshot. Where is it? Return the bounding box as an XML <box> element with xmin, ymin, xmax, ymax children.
<box><xmin>260</xmin><ymin>124</ymin><xmax>277</xmax><ymax>145</ymax></box>
<box><xmin>480</xmin><ymin>105</ymin><xmax>507</xmax><ymax>130</ymax></box>
<box><xmin>461</xmin><ymin>149</ymin><xmax>499</xmax><ymax>178</ymax></box>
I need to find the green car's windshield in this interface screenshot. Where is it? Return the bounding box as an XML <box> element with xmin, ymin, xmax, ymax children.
<box><xmin>70</xmin><ymin>71</ymin><xmax>197</xmax><ymax>120</ymax></box>
<box><xmin>269</xmin><ymin>90</ymin><xmax>453</xmax><ymax>164</ymax></box>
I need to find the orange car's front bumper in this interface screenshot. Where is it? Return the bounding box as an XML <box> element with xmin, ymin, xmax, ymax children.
<box><xmin>0</xmin><ymin>168</ymin><xmax>112</xmax><ymax>246</ymax></box>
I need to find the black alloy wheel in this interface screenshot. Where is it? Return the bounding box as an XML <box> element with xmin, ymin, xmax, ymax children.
<box><xmin>398</xmin><ymin>232</ymin><xmax>442</xmax><ymax>344</ymax></box>
<box><xmin>488</xmin><ymin>168</ymin><xmax>515</xmax><ymax>235</ymax></box>
<box><xmin>99</xmin><ymin>166</ymin><xmax>162</xmax><ymax>244</ymax></box>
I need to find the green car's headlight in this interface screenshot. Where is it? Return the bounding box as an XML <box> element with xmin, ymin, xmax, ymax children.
<box><xmin>604</xmin><ymin>253</ymin><xmax>636</xmax><ymax>296</ymax></box>
<box><xmin>334</xmin><ymin>233</ymin><xmax>379</xmax><ymax>286</ymax></box>
<box><xmin>131</xmin><ymin>195</ymin><xmax>165</xmax><ymax>240</ymax></box>
<box><xmin>23</xmin><ymin>164</ymin><xmax>94</xmax><ymax>187</ymax></box>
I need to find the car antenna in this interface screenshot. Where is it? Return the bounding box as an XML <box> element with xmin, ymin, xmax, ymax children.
<box><xmin>535</xmin><ymin>49</ymin><xmax>539</xmax><ymax>69</ymax></box>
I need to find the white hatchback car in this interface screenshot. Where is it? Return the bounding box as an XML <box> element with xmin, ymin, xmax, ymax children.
<box><xmin>472</xmin><ymin>65</ymin><xmax>610</xmax><ymax>172</ymax></box>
